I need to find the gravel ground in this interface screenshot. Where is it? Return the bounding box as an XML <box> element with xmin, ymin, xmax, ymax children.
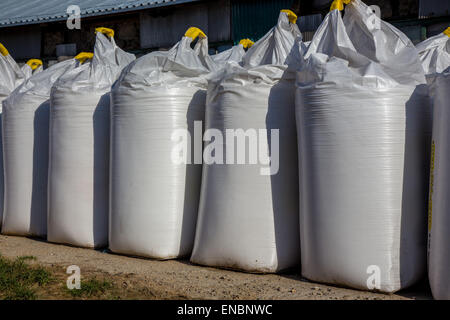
<box><xmin>0</xmin><ymin>235</ymin><xmax>432</xmax><ymax>300</ymax></box>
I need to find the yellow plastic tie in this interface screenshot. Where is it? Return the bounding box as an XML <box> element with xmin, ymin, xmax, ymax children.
<box><xmin>74</xmin><ymin>52</ymin><xmax>94</xmax><ymax>64</ymax></box>
<box><xmin>239</xmin><ymin>39</ymin><xmax>254</xmax><ymax>49</ymax></box>
<box><xmin>444</xmin><ymin>27</ymin><xmax>450</xmax><ymax>37</ymax></box>
<box><xmin>95</xmin><ymin>27</ymin><xmax>115</xmax><ymax>38</ymax></box>
<box><xmin>281</xmin><ymin>9</ymin><xmax>297</xmax><ymax>24</ymax></box>
<box><xmin>330</xmin><ymin>0</ymin><xmax>352</xmax><ymax>11</ymax></box>
<box><xmin>0</xmin><ymin>43</ymin><xmax>9</xmax><ymax>56</ymax></box>
<box><xmin>26</xmin><ymin>59</ymin><xmax>43</xmax><ymax>70</ymax></box>
<box><xmin>184</xmin><ymin>27</ymin><xmax>207</xmax><ymax>41</ymax></box>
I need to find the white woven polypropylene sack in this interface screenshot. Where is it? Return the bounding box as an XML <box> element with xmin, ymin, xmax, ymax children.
<box><xmin>190</xmin><ymin>11</ymin><xmax>302</xmax><ymax>273</ymax></box>
<box><xmin>416</xmin><ymin>29</ymin><xmax>450</xmax><ymax>75</ymax></box>
<box><xmin>109</xmin><ymin>30</ymin><xmax>215</xmax><ymax>259</ymax></box>
<box><xmin>48</xmin><ymin>31</ymin><xmax>135</xmax><ymax>248</ymax></box>
<box><xmin>0</xmin><ymin>44</ymin><xmax>26</xmax><ymax>230</ymax></box>
<box><xmin>428</xmin><ymin>67</ymin><xmax>450</xmax><ymax>300</ymax></box>
<box><xmin>1</xmin><ymin>59</ymin><xmax>83</xmax><ymax>237</ymax></box>
<box><xmin>296</xmin><ymin>0</ymin><xmax>431</xmax><ymax>292</ymax></box>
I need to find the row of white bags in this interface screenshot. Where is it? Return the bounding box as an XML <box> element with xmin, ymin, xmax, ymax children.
<box><xmin>1</xmin><ymin>28</ymin><xmax>135</xmax><ymax>247</ymax></box>
<box><xmin>1</xmin><ymin>1</ymin><xmax>448</xmax><ymax>298</ymax></box>
<box><xmin>109</xmin><ymin>29</ymin><xmax>254</xmax><ymax>257</ymax></box>
<box><xmin>110</xmin><ymin>0</ymin><xmax>436</xmax><ymax>293</ymax></box>
<box><xmin>110</xmin><ymin>10</ymin><xmax>303</xmax><ymax>269</ymax></box>
<box><xmin>189</xmin><ymin>0</ymin><xmax>434</xmax><ymax>294</ymax></box>
<box><xmin>1</xmin><ymin>27</ymin><xmax>250</xmax><ymax>247</ymax></box>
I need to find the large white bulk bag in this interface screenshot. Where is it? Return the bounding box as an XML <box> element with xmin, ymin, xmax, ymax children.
<box><xmin>48</xmin><ymin>29</ymin><xmax>135</xmax><ymax>248</ymax></box>
<box><xmin>190</xmin><ymin>10</ymin><xmax>302</xmax><ymax>273</ymax></box>
<box><xmin>416</xmin><ymin>28</ymin><xmax>450</xmax><ymax>75</ymax></box>
<box><xmin>21</xmin><ymin>59</ymin><xmax>44</xmax><ymax>80</ymax></box>
<box><xmin>1</xmin><ymin>55</ymin><xmax>90</xmax><ymax>237</ymax></box>
<box><xmin>428</xmin><ymin>67</ymin><xmax>450</xmax><ymax>300</ymax></box>
<box><xmin>109</xmin><ymin>27</ymin><xmax>216</xmax><ymax>259</ymax></box>
<box><xmin>0</xmin><ymin>43</ymin><xmax>26</xmax><ymax>230</ymax></box>
<box><xmin>296</xmin><ymin>0</ymin><xmax>431</xmax><ymax>292</ymax></box>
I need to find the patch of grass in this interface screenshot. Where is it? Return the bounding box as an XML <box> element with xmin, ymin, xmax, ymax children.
<box><xmin>0</xmin><ymin>255</ymin><xmax>52</xmax><ymax>300</ymax></box>
<box><xmin>0</xmin><ymin>254</ymin><xmax>122</xmax><ymax>299</ymax></box>
<box><xmin>66</xmin><ymin>278</ymin><xmax>113</xmax><ymax>298</ymax></box>
<box><xmin>17</xmin><ymin>256</ymin><xmax>37</xmax><ymax>261</ymax></box>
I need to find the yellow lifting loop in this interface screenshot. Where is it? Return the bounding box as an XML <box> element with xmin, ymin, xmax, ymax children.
<box><xmin>239</xmin><ymin>39</ymin><xmax>254</xmax><ymax>49</ymax></box>
<box><xmin>95</xmin><ymin>27</ymin><xmax>115</xmax><ymax>38</ymax></box>
<box><xmin>74</xmin><ymin>52</ymin><xmax>94</xmax><ymax>64</ymax></box>
<box><xmin>281</xmin><ymin>9</ymin><xmax>297</xmax><ymax>24</ymax></box>
<box><xmin>26</xmin><ymin>59</ymin><xmax>43</xmax><ymax>70</ymax></box>
<box><xmin>184</xmin><ymin>27</ymin><xmax>207</xmax><ymax>41</ymax></box>
<box><xmin>330</xmin><ymin>0</ymin><xmax>352</xmax><ymax>11</ymax></box>
<box><xmin>0</xmin><ymin>42</ymin><xmax>9</xmax><ymax>56</ymax></box>
<box><xmin>444</xmin><ymin>27</ymin><xmax>450</xmax><ymax>37</ymax></box>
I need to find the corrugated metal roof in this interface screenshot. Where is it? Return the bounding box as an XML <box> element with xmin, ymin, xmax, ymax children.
<box><xmin>0</xmin><ymin>0</ymin><xmax>200</xmax><ymax>28</ymax></box>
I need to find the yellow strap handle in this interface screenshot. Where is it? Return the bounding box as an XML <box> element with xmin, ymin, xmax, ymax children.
<box><xmin>184</xmin><ymin>27</ymin><xmax>207</xmax><ymax>41</ymax></box>
<box><xmin>330</xmin><ymin>0</ymin><xmax>352</xmax><ymax>11</ymax></box>
<box><xmin>281</xmin><ymin>9</ymin><xmax>298</xmax><ymax>24</ymax></box>
<box><xmin>239</xmin><ymin>39</ymin><xmax>254</xmax><ymax>49</ymax></box>
<box><xmin>0</xmin><ymin>43</ymin><xmax>9</xmax><ymax>56</ymax></box>
<box><xmin>95</xmin><ymin>27</ymin><xmax>115</xmax><ymax>38</ymax></box>
<box><xmin>444</xmin><ymin>27</ymin><xmax>450</xmax><ymax>38</ymax></box>
<box><xmin>74</xmin><ymin>52</ymin><xmax>94</xmax><ymax>64</ymax></box>
<box><xmin>26</xmin><ymin>59</ymin><xmax>43</xmax><ymax>70</ymax></box>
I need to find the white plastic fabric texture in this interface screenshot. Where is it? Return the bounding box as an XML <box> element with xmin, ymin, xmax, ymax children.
<box><xmin>428</xmin><ymin>67</ymin><xmax>450</xmax><ymax>300</ymax></box>
<box><xmin>416</xmin><ymin>32</ymin><xmax>450</xmax><ymax>75</ymax></box>
<box><xmin>109</xmin><ymin>34</ymin><xmax>215</xmax><ymax>259</ymax></box>
<box><xmin>190</xmin><ymin>11</ymin><xmax>302</xmax><ymax>273</ymax></box>
<box><xmin>211</xmin><ymin>44</ymin><xmax>245</xmax><ymax>65</ymax></box>
<box><xmin>1</xmin><ymin>59</ymin><xmax>81</xmax><ymax>237</ymax></box>
<box><xmin>296</xmin><ymin>0</ymin><xmax>431</xmax><ymax>292</ymax></box>
<box><xmin>48</xmin><ymin>32</ymin><xmax>135</xmax><ymax>248</ymax></box>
